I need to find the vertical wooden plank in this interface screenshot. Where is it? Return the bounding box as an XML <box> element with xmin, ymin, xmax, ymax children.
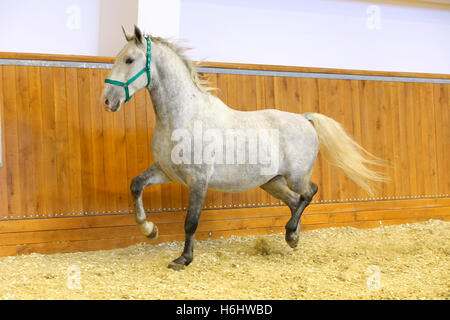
<box><xmin>404</xmin><ymin>82</ymin><xmax>418</xmax><ymax>197</ymax></box>
<box><xmin>77</xmin><ymin>68</ymin><xmax>95</xmax><ymax>214</ymax></box>
<box><xmin>420</xmin><ymin>83</ymin><xmax>438</xmax><ymax>196</ymax></box>
<box><xmin>433</xmin><ymin>84</ymin><xmax>448</xmax><ymax>194</ymax></box>
<box><xmin>412</xmin><ymin>83</ymin><xmax>425</xmax><ymax>197</ymax></box>
<box><xmin>371</xmin><ymin>81</ymin><xmax>386</xmax><ymax>198</ymax></box>
<box><xmin>40</xmin><ymin>67</ymin><xmax>59</xmax><ymax>217</ymax></box>
<box><xmin>434</xmin><ymin>84</ymin><xmax>450</xmax><ymax>193</ymax></box>
<box><xmin>350</xmin><ymin>79</ymin><xmax>364</xmax><ymax>201</ymax></box>
<box><xmin>387</xmin><ymin>82</ymin><xmax>402</xmax><ymax>198</ymax></box>
<box><xmin>15</xmin><ymin>66</ymin><xmax>34</xmax><ymax>218</ymax></box>
<box><xmin>396</xmin><ymin>82</ymin><xmax>411</xmax><ymax>197</ymax></box>
<box><xmin>53</xmin><ymin>67</ymin><xmax>71</xmax><ymax>215</ymax></box>
<box><xmin>89</xmin><ymin>69</ymin><xmax>106</xmax><ymax>213</ymax></box>
<box><xmin>263</xmin><ymin>76</ymin><xmax>275</xmax><ymax>109</ymax></box>
<box><xmin>255</xmin><ymin>75</ymin><xmax>265</xmax><ymax>112</ymax></box>
<box><xmin>65</xmin><ymin>68</ymin><xmax>83</xmax><ymax>214</ymax></box>
<box><xmin>273</xmin><ymin>76</ymin><xmax>289</xmax><ymax>112</ymax></box>
<box><xmin>380</xmin><ymin>82</ymin><xmax>395</xmax><ymax>198</ymax></box>
<box><xmin>3</xmin><ymin>66</ymin><xmax>23</xmax><ymax>219</ymax></box>
<box><xmin>444</xmin><ymin>84</ymin><xmax>450</xmax><ymax>193</ymax></box>
<box><xmin>28</xmin><ymin>66</ymin><xmax>46</xmax><ymax>216</ymax></box>
<box><xmin>0</xmin><ymin>67</ymin><xmax>9</xmax><ymax>219</ymax></box>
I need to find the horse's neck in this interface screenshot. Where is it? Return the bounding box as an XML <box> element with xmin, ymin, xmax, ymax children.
<box><xmin>148</xmin><ymin>55</ymin><xmax>202</xmax><ymax>127</ymax></box>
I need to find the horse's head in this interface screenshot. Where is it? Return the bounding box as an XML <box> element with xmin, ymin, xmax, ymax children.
<box><xmin>101</xmin><ymin>25</ymin><xmax>152</xmax><ymax>112</ymax></box>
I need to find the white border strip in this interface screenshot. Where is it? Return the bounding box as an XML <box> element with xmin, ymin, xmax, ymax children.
<box><xmin>0</xmin><ymin>59</ymin><xmax>112</xmax><ymax>69</ymax></box>
<box><xmin>197</xmin><ymin>67</ymin><xmax>450</xmax><ymax>84</ymax></box>
<box><xmin>1</xmin><ymin>58</ymin><xmax>450</xmax><ymax>84</ymax></box>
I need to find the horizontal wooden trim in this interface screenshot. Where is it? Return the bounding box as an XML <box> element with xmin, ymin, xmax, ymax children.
<box><xmin>0</xmin><ymin>52</ymin><xmax>449</xmax><ymax>80</ymax></box>
<box><xmin>0</xmin><ymin>52</ymin><xmax>115</xmax><ymax>63</ymax></box>
<box><xmin>359</xmin><ymin>0</ymin><xmax>450</xmax><ymax>10</ymax></box>
<box><xmin>1</xmin><ymin>216</ymin><xmax>448</xmax><ymax>257</ymax></box>
<box><xmin>0</xmin><ymin>198</ymin><xmax>448</xmax><ymax>249</ymax></box>
<box><xmin>0</xmin><ymin>226</ymin><xmax>287</xmax><ymax>257</ymax></box>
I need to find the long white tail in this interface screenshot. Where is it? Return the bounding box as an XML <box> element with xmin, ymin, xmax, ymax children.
<box><xmin>304</xmin><ymin>112</ymin><xmax>388</xmax><ymax>196</ymax></box>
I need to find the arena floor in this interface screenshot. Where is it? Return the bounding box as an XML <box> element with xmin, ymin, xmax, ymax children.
<box><xmin>0</xmin><ymin>220</ymin><xmax>448</xmax><ymax>300</ymax></box>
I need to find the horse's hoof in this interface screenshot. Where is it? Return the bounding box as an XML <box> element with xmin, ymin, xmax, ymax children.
<box><xmin>147</xmin><ymin>224</ymin><xmax>159</xmax><ymax>240</ymax></box>
<box><xmin>168</xmin><ymin>256</ymin><xmax>192</xmax><ymax>271</ymax></box>
<box><xmin>168</xmin><ymin>261</ymin><xmax>185</xmax><ymax>271</ymax></box>
<box><xmin>285</xmin><ymin>232</ymin><xmax>299</xmax><ymax>248</ymax></box>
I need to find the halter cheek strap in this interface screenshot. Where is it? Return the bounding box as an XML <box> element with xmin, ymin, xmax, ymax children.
<box><xmin>105</xmin><ymin>36</ymin><xmax>152</xmax><ymax>102</ymax></box>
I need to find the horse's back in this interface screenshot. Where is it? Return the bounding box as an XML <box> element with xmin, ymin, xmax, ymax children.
<box><xmin>227</xmin><ymin>107</ymin><xmax>318</xmax><ymax>152</ymax></box>
<box><xmin>204</xmin><ymin>103</ymin><xmax>319</xmax><ymax>190</ymax></box>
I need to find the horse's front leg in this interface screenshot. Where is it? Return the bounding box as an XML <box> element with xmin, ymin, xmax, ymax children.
<box><xmin>131</xmin><ymin>163</ymin><xmax>170</xmax><ymax>239</ymax></box>
<box><xmin>168</xmin><ymin>180</ymin><xmax>208</xmax><ymax>271</ymax></box>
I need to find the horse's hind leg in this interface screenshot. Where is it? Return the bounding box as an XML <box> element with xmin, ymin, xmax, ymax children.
<box><xmin>261</xmin><ymin>176</ymin><xmax>300</xmax><ymax>213</ymax></box>
<box><xmin>261</xmin><ymin>176</ymin><xmax>318</xmax><ymax>248</ymax></box>
<box><xmin>130</xmin><ymin>163</ymin><xmax>170</xmax><ymax>239</ymax></box>
<box><xmin>284</xmin><ymin>176</ymin><xmax>318</xmax><ymax>248</ymax></box>
<box><xmin>285</xmin><ymin>182</ymin><xmax>317</xmax><ymax>248</ymax></box>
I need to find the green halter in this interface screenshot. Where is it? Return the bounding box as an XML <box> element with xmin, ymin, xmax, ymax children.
<box><xmin>105</xmin><ymin>36</ymin><xmax>151</xmax><ymax>102</ymax></box>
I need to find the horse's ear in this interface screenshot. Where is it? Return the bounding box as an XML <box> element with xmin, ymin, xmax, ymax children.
<box><xmin>134</xmin><ymin>25</ymin><xmax>144</xmax><ymax>44</ymax></box>
<box><xmin>122</xmin><ymin>25</ymin><xmax>133</xmax><ymax>41</ymax></box>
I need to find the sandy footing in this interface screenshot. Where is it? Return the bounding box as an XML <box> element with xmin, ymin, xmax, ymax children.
<box><xmin>0</xmin><ymin>220</ymin><xmax>448</xmax><ymax>300</ymax></box>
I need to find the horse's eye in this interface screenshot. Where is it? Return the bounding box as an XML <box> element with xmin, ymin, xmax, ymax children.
<box><xmin>125</xmin><ymin>57</ymin><xmax>134</xmax><ymax>64</ymax></box>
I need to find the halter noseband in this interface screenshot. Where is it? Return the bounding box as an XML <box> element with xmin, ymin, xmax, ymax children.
<box><xmin>104</xmin><ymin>36</ymin><xmax>151</xmax><ymax>102</ymax></box>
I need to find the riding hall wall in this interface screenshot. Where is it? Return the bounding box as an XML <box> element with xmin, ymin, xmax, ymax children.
<box><xmin>0</xmin><ymin>52</ymin><xmax>448</xmax><ymax>256</ymax></box>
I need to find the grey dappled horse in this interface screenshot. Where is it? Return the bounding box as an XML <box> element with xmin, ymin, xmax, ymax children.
<box><xmin>101</xmin><ymin>26</ymin><xmax>386</xmax><ymax>270</ymax></box>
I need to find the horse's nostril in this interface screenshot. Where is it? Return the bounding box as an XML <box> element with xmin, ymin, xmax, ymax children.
<box><xmin>104</xmin><ymin>98</ymin><xmax>109</xmax><ymax>106</ymax></box>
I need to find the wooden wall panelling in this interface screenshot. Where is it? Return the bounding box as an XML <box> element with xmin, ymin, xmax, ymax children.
<box><xmin>0</xmin><ymin>55</ymin><xmax>449</xmax><ymax>256</ymax></box>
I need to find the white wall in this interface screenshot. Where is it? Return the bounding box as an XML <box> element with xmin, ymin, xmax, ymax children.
<box><xmin>138</xmin><ymin>0</ymin><xmax>181</xmax><ymax>38</ymax></box>
<box><xmin>0</xmin><ymin>0</ymin><xmax>449</xmax><ymax>74</ymax></box>
<box><xmin>178</xmin><ymin>0</ymin><xmax>450</xmax><ymax>74</ymax></box>
<box><xmin>0</xmin><ymin>0</ymin><xmax>100</xmax><ymax>56</ymax></box>
<box><xmin>98</xmin><ymin>0</ymin><xmax>138</xmax><ymax>56</ymax></box>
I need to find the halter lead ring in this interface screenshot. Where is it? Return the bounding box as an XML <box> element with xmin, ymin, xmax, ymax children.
<box><xmin>105</xmin><ymin>36</ymin><xmax>151</xmax><ymax>102</ymax></box>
